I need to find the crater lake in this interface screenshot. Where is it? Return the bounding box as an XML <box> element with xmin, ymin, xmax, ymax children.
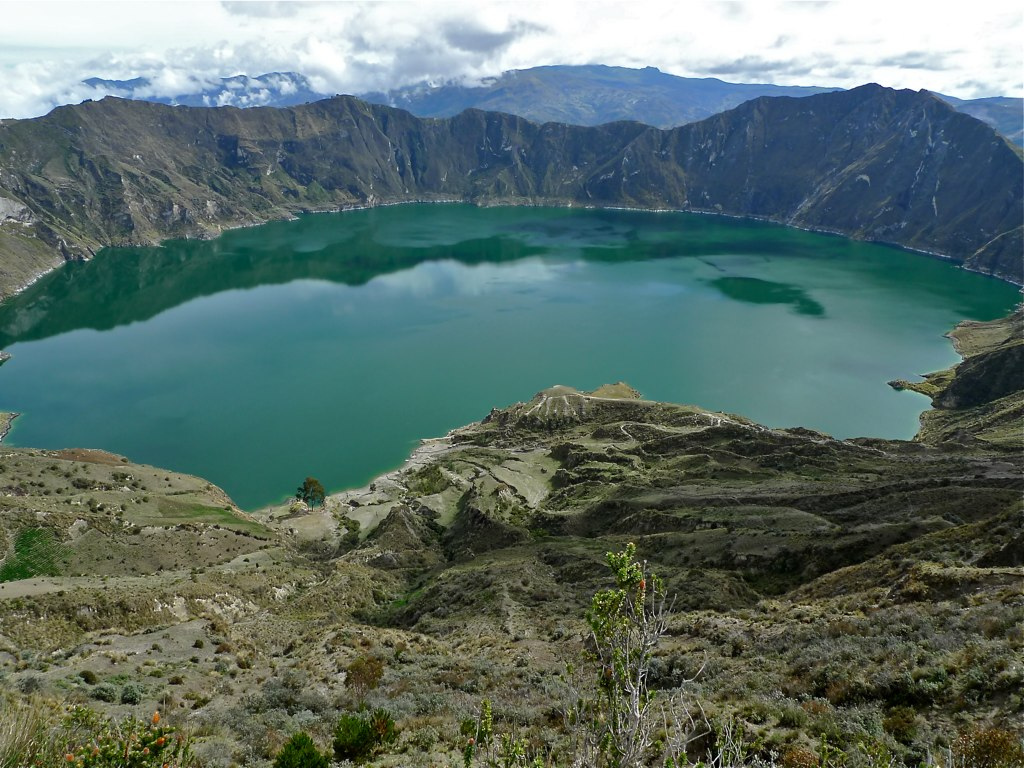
<box><xmin>0</xmin><ymin>205</ymin><xmax>1018</xmax><ymax>509</ymax></box>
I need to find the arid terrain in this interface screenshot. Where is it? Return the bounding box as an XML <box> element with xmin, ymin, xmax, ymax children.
<box><xmin>0</xmin><ymin>309</ymin><xmax>1020</xmax><ymax>766</ymax></box>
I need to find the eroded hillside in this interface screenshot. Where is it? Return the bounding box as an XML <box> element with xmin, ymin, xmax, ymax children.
<box><xmin>0</xmin><ymin>312</ymin><xmax>1020</xmax><ymax>766</ymax></box>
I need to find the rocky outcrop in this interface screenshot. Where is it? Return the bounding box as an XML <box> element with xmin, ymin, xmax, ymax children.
<box><xmin>891</xmin><ymin>310</ymin><xmax>1024</xmax><ymax>448</ymax></box>
<box><xmin>0</xmin><ymin>197</ymin><xmax>32</xmax><ymax>224</ymax></box>
<box><xmin>934</xmin><ymin>342</ymin><xmax>1024</xmax><ymax>409</ymax></box>
<box><xmin>0</xmin><ymin>84</ymin><xmax>1020</xmax><ymax>297</ymax></box>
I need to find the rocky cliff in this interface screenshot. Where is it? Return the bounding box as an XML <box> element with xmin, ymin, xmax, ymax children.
<box><xmin>0</xmin><ymin>83</ymin><xmax>1020</xmax><ymax>299</ymax></box>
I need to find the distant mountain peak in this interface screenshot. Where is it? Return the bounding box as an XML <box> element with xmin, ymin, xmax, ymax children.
<box><xmin>74</xmin><ymin>65</ymin><xmax>1022</xmax><ymax>145</ymax></box>
<box><xmin>79</xmin><ymin>71</ymin><xmax>322</xmax><ymax>109</ymax></box>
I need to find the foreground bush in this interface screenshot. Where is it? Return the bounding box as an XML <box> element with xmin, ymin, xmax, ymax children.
<box><xmin>273</xmin><ymin>731</ymin><xmax>330</xmax><ymax>768</ymax></box>
<box><xmin>0</xmin><ymin>694</ymin><xmax>63</xmax><ymax>767</ymax></box>
<box><xmin>333</xmin><ymin>709</ymin><xmax>398</xmax><ymax>763</ymax></box>
<box><xmin>1</xmin><ymin>699</ymin><xmax>195</xmax><ymax>768</ymax></box>
<box><xmin>951</xmin><ymin>727</ymin><xmax>1024</xmax><ymax>768</ymax></box>
<box><xmin>61</xmin><ymin>709</ymin><xmax>195</xmax><ymax>768</ymax></box>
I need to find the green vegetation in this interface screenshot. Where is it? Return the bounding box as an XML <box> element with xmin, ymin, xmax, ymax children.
<box><xmin>60</xmin><ymin>709</ymin><xmax>193</xmax><ymax>768</ymax></box>
<box><xmin>273</xmin><ymin>732</ymin><xmax>330</xmax><ymax>768</ymax></box>
<box><xmin>332</xmin><ymin>709</ymin><xmax>398</xmax><ymax>763</ymax></box>
<box><xmin>340</xmin><ymin>515</ymin><xmax>361</xmax><ymax>547</ymax></box>
<box><xmin>407</xmin><ymin>463</ymin><xmax>452</xmax><ymax>496</ymax></box>
<box><xmin>296</xmin><ymin>476</ymin><xmax>326</xmax><ymax>509</ymax></box>
<box><xmin>575</xmin><ymin>544</ymin><xmax>677</xmax><ymax>767</ymax></box>
<box><xmin>143</xmin><ymin>497</ymin><xmax>268</xmax><ymax>533</ymax></box>
<box><xmin>345</xmin><ymin>655</ymin><xmax>384</xmax><ymax>703</ymax></box>
<box><xmin>0</xmin><ymin>527</ymin><xmax>66</xmax><ymax>582</ymax></box>
<box><xmin>0</xmin><ymin>700</ymin><xmax>194</xmax><ymax>768</ymax></box>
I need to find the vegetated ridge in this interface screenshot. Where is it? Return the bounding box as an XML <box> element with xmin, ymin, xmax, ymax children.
<box><xmin>0</xmin><ymin>83</ymin><xmax>1021</xmax><ymax>304</ymax></box>
<box><xmin>0</xmin><ymin>308</ymin><xmax>1021</xmax><ymax>766</ymax></box>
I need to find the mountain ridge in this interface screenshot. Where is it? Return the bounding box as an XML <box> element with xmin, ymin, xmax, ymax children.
<box><xmin>75</xmin><ymin>64</ymin><xmax>1024</xmax><ymax>145</ymax></box>
<box><xmin>0</xmin><ymin>83</ymin><xmax>1020</xmax><ymax>302</ymax></box>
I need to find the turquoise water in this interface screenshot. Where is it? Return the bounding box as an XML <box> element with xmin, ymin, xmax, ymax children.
<box><xmin>0</xmin><ymin>205</ymin><xmax>1018</xmax><ymax>509</ymax></box>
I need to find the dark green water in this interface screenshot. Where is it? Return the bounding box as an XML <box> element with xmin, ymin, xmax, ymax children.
<box><xmin>0</xmin><ymin>205</ymin><xmax>1018</xmax><ymax>509</ymax></box>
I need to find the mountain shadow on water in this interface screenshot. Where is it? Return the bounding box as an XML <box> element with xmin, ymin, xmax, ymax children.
<box><xmin>0</xmin><ymin>207</ymin><xmax>863</xmax><ymax>348</ymax></box>
<box><xmin>709</xmin><ymin>276</ymin><xmax>826</xmax><ymax>316</ymax></box>
<box><xmin>0</xmin><ymin>219</ymin><xmax>549</xmax><ymax>348</ymax></box>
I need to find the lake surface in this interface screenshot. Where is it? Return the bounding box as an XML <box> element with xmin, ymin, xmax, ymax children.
<box><xmin>0</xmin><ymin>205</ymin><xmax>1018</xmax><ymax>509</ymax></box>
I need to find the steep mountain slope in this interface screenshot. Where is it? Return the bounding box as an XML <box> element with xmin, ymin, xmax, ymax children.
<box><xmin>0</xmin><ymin>84</ymin><xmax>1020</xmax><ymax>302</ymax></box>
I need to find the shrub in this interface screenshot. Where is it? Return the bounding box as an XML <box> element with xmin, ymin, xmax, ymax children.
<box><xmin>333</xmin><ymin>709</ymin><xmax>398</xmax><ymax>763</ymax></box>
<box><xmin>333</xmin><ymin>714</ymin><xmax>376</xmax><ymax>762</ymax></box>
<box><xmin>368</xmin><ymin>709</ymin><xmax>398</xmax><ymax>750</ymax></box>
<box><xmin>340</xmin><ymin>516</ymin><xmax>361</xmax><ymax>547</ymax></box>
<box><xmin>79</xmin><ymin>670</ymin><xmax>99</xmax><ymax>685</ymax></box>
<box><xmin>882</xmin><ymin>705</ymin><xmax>918</xmax><ymax>743</ymax></box>
<box><xmin>61</xmin><ymin>709</ymin><xmax>195</xmax><ymax>767</ymax></box>
<box><xmin>407</xmin><ymin>464</ymin><xmax>451</xmax><ymax>495</ymax></box>
<box><xmin>566</xmin><ymin>542</ymin><xmax>680</xmax><ymax>768</ymax></box>
<box><xmin>273</xmin><ymin>732</ymin><xmax>330</xmax><ymax>768</ymax></box>
<box><xmin>952</xmin><ymin>727</ymin><xmax>1024</xmax><ymax>768</ymax></box>
<box><xmin>92</xmin><ymin>683</ymin><xmax>118</xmax><ymax>703</ymax></box>
<box><xmin>0</xmin><ymin>695</ymin><xmax>64</xmax><ymax>768</ymax></box>
<box><xmin>16</xmin><ymin>675</ymin><xmax>42</xmax><ymax>694</ymax></box>
<box><xmin>346</xmin><ymin>655</ymin><xmax>384</xmax><ymax>702</ymax></box>
<box><xmin>121</xmin><ymin>681</ymin><xmax>145</xmax><ymax>705</ymax></box>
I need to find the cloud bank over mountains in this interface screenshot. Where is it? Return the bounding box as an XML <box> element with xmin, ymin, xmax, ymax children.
<box><xmin>0</xmin><ymin>0</ymin><xmax>1020</xmax><ymax>119</ymax></box>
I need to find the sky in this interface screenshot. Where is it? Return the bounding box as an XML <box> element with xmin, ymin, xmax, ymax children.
<box><xmin>0</xmin><ymin>0</ymin><xmax>1021</xmax><ymax>119</ymax></box>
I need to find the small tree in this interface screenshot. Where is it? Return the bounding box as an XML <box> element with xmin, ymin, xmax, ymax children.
<box><xmin>462</xmin><ymin>699</ymin><xmax>544</xmax><ymax>767</ymax></box>
<box><xmin>274</xmin><ymin>732</ymin><xmax>329</xmax><ymax>768</ymax></box>
<box><xmin>345</xmin><ymin>654</ymin><xmax>384</xmax><ymax>704</ymax></box>
<box><xmin>565</xmin><ymin>542</ymin><xmax>679</xmax><ymax>768</ymax></box>
<box><xmin>295</xmin><ymin>477</ymin><xmax>326</xmax><ymax>509</ymax></box>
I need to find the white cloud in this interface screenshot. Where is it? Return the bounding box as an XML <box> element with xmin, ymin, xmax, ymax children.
<box><xmin>0</xmin><ymin>0</ymin><xmax>1019</xmax><ymax>118</ymax></box>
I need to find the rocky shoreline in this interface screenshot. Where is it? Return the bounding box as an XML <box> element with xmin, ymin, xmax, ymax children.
<box><xmin>0</xmin><ymin>411</ymin><xmax>17</xmax><ymax>442</ymax></box>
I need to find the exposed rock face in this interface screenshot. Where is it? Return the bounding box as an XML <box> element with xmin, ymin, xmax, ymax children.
<box><xmin>0</xmin><ymin>84</ymin><xmax>1020</xmax><ymax>295</ymax></box>
<box><xmin>0</xmin><ymin>196</ymin><xmax>31</xmax><ymax>223</ymax></box>
<box><xmin>935</xmin><ymin>342</ymin><xmax>1024</xmax><ymax>409</ymax></box>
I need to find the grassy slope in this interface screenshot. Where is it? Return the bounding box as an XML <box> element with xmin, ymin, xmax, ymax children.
<box><xmin>0</xmin><ymin>227</ymin><xmax>62</xmax><ymax>301</ymax></box>
<box><xmin>0</xmin><ymin>310</ymin><xmax>1019</xmax><ymax>766</ymax></box>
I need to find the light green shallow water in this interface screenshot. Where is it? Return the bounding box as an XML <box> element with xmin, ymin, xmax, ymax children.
<box><xmin>0</xmin><ymin>205</ymin><xmax>1018</xmax><ymax>509</ymax></box>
